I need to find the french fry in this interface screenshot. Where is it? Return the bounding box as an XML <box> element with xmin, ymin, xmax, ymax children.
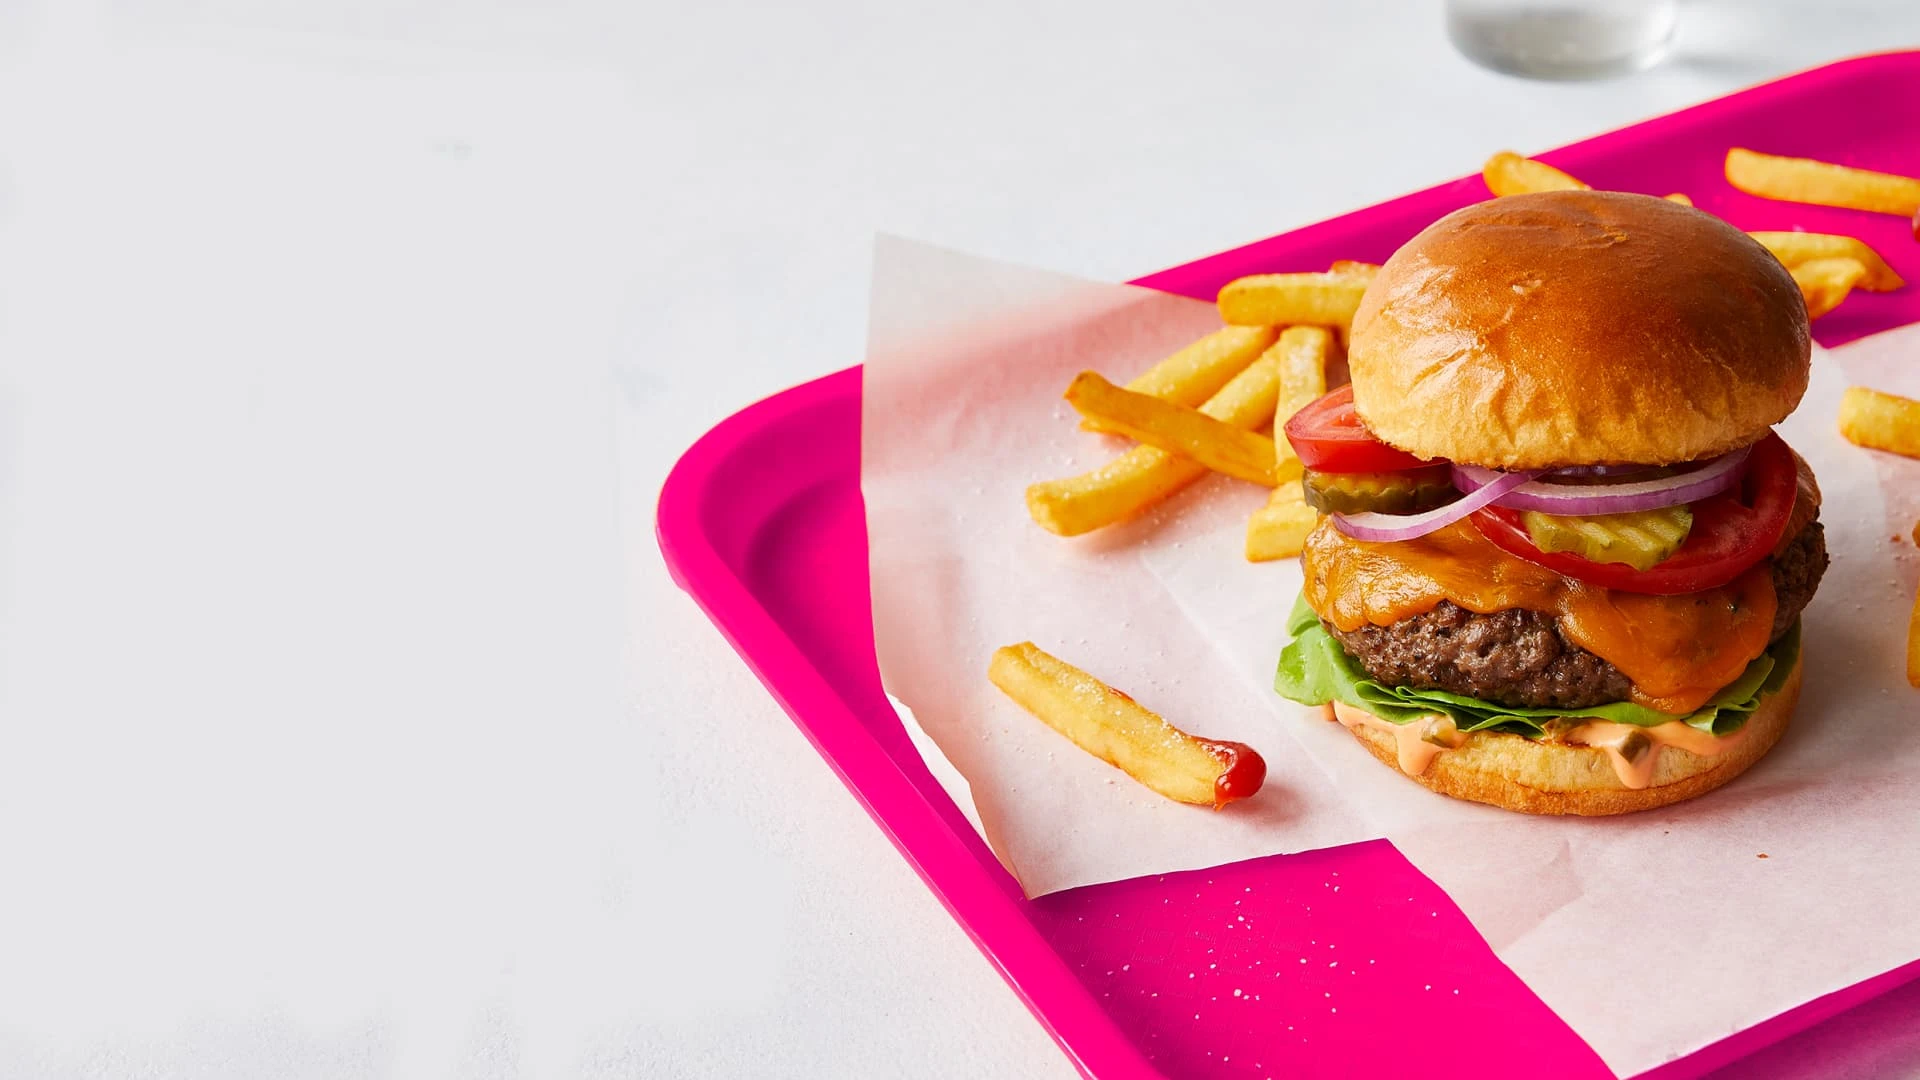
<box><xmin>1791</xmin><ymin>257</ymin><xmax>1869</xmax><ymax>319</ymax></box>
<box><xmin>1274</xmin><ymin>325</ymin><xmax>1332</xmax><ymax>425</ymax></box>
<box><xmin>988</xmin><ymin>642</ymin><xmax>1266</xmax><ymax>808</ymax></box>
<box><xmin>1116</xmin><ymin>326</ymin><xmax>1276</xmax><ymax>404</ymax></box>
<box><xmin>1079</xmin><ymin>325</ymin><xmax>1275</xmax><ymax>434</ymax></box>
<box><xmin>1064</xmin><ymin>372</ymin><xmax>1291</xmax><ymax>486</ymax></box>
<box><xmin>1726</xmin><ymin>148</ymin><xmax>1920</xmax><ymax>217</ymax></box>
<box><xmin>1246</xmin><ymin>484</ymin><xmax>1320</xmax><ymax>563</ymax></box>
<box><xmin>1664</xmin><ymin>193</ymin><xmax>1694</xmax><ymax>206</ymax></box>
<box><xmin>1908</xmin><ymin>581</ymin><xmax>1920</xmax><ymax>690</ymax></box>
<box><xmin>1838</xmin><ymin>386</ymin><xmax>1920</xmax><ymax>458</ymax></box>
<box><xmin>1217</xmin><ymin>273</ymin><xmax>1368</xmax><ymax>330</ymax></box>
<box><xmin>1909</xmin><ymin>520</ymin><xmax>1920</xmax><ymax>689</ymax></box>
<box><xmin>1749</xmin><ymin>232</ymin><xmax>1904</xmax><ymax>291</ymax></box>
<box><xmin>1327</xmin><ymin>259</ymin><xmax>1382</xmax><ymax>283</ymax></box>
<box><xmin>1025</xmin><ymin>446</ymin><xmax>1203</xmax><ymax>537</ymax></box>
<box><xmin>1027</xmin><ymin>352</ymin><xmax>1283</xmax><ymax>535</ymax></box>
<box><xmin>1483</xmin><ymin>151</ymin><xmax>1588</xmax><ymax>197</ymax></box>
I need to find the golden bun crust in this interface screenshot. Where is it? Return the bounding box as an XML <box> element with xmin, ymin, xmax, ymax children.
<box><xmin>1341</xmin><ymin>653</ymin><xmax>1801</xmax><ymax>816</ymax></box>
<box><xmin>1348</xmin><ymin>190</ymin><xmax>1811</xmax><ymax>468</ymax></box>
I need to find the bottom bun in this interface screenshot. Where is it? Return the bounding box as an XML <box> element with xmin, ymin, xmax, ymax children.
<box><xmin>1341</xmin><ymin>653</ymin><xmax>1803</xmax><ymax>816</ymax></box>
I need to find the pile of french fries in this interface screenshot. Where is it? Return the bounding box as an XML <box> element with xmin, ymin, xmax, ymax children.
<box><xmin>991</xmin><ymin>144</ymin><xmax>1920</xmax><ymax>814</ymax></box>
<box><xmin>996</xmin><ymin>269</ymin><xmax>1373</xmax><ymax>808</ymax></box>
<box><xmin>1025</xmin><ymin>286</ymin><xmax>1355</xmax><ymax>561</ymax></box>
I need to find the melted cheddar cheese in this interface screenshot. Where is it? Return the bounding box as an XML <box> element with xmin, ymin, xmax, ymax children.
<box><xmin>1301</xmin><ymin>519</ymin><xmax>1776</xmax><ymax>714</ymax></box>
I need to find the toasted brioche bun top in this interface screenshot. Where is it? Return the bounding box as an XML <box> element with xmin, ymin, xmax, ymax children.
<box><xmin>1348</xmin><ymin>190</ymin><xmax>1811</xmax><ymax>469</ymax></box>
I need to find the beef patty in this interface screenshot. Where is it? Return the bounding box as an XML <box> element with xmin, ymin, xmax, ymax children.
<box><xmin>1325</xmin><ymin>520</ymin><xmax>1827</xmax><ymax>711</ymax></box>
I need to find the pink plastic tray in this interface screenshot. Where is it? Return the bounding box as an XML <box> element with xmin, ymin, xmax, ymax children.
<box><xmin>658</xmin><ymin>52</ymin><xmax>1920</xmax><ymax>1079</ymax></box>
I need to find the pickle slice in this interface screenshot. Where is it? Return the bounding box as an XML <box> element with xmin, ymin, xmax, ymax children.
<box><xmin>1301</xmin><ymin>466</ymin><xmax>1454</xmax><ymax>515</ymax></box>
<box><xmin>1520</xmin><ymin>505</ymin><xmax>1694</xmax><ymax>571</ymax></box>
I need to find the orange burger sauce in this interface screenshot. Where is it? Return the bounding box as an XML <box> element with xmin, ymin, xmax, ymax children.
<box><xmin>1301</xmin><ymin>519</ymin><xmax>1776</xmax><ymax>715</ymax></box>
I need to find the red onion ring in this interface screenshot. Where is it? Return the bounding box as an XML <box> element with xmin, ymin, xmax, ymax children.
<box><xmin>1451</xmin><ymin>446</ymin><xmax>1750</xmax><ymax>515</ymax></box>
<box><xmin>1332</xmin><ymin>468</ymin><xmax>1540</xmax><ymax>542</ymax></box>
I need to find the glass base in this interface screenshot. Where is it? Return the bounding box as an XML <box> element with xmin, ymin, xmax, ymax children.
<box><xmin>1447</xmin><ymin>6</ymin><xmax>1676</xmax><ymax>81</ymax></box>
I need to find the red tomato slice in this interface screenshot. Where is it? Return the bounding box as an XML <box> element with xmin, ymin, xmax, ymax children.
<box><xmin>1283</xmin><ymin>384</ymin><xmax>1428</xmax><ymax>472</ymax></box>
<box><xmin>1469</xmin><ymin>432</ymin><xmax>1799</xmax><ymax>595</ymax></box>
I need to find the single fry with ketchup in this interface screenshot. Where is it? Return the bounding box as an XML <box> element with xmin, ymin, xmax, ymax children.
<box><xmin>1839</xmin><ymin>386</ymin><xmax>1920</xmax><ymax>458</ymax></box>
<box><xmin>1081</xmin><ymin>325</ymin><xmax>1276</xmax><ymax>434</ymax></box>
<box><xmin>1064</xmin><ymin>371</ymin><xmax>1292</xmax><ymax>486</ymax></box>
<box><xmin>1275</xmin><ymin>325</ymin><xmax>1333</xmax><ymax>424</ymax></box>
<box><xmin>1726</xmin><ymin>148</ymin><xmax>1920</xmax><ymax>217</ymax></box>
<box><xmin>1217</xmin><ymin>273</ymin><xmax>1368</xmax><ymax>330</ymax></box>
<box><xmin>1791</xmin><ymin>257</ymin><xmax>1868</xmax><ymax>319</ymax></box>
<box><xmin>1751</xmin><ymin>232</ymin><xmax>1904</xmax><ymax>291</ymax></box>
<box><xmin>988</xmin><ymin>642</ymin><xmax>1266</xmax><ymax>808</ymax></box>
<box><xmin>1483</xmin><ymin>151</ymin><xmax>1588</xmax><ymax>197</ymax></box>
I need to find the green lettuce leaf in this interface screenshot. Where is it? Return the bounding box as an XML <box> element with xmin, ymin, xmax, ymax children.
<box><xmin>1275</xmin><ymin>593</ymin><xmax>1799</xmax><ymax>738</ymax></box>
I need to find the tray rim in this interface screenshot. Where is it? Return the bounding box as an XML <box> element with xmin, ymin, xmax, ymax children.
<box><xmin>656</xmin><ymin>48</ymin><xmax>1920</xmax><ymax>1080</ymax></box>
<box><xmin>657</xmin><ymin>366</ymin><xmax>1159</xmax><ymax>1080</ymax></box>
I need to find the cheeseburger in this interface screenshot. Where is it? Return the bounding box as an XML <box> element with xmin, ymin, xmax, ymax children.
<box><xmin>1275</xmin><ymin>190</ymin><xmax>1826</xmax><ymax>816</ymax></box>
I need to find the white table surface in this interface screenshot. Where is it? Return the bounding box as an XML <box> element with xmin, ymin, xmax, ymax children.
<box><xmin>4</xmin><ymin>2</ymin><xmax>1919</xmax><ymax>1078</ymax></box>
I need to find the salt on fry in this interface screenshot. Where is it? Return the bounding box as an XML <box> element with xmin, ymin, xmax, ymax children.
<box><xmin>988</xmin><ymin>642</ymin><xmax>1265</xmax><ymax>808</ymax></box>
<box><xmin>1838</xmin><ymin>386</ymin><xmax>1920</xmax><ymax>459</ymax></box>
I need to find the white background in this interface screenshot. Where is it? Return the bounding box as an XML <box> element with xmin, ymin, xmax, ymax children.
<box><xmin>1</xmin><ymin>1</ymin><xmax>1918</xmax><ymax>1078</ymax></box>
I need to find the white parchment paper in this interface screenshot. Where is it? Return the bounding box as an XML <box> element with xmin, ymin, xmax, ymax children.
<box><xmin>861</xmin><ymin>237</ymin><xmax>1920</xmax><ymax>1076</ymax></box>
<box><xmin>862</xmin><ymin>238</ymin><xmax>1379</xmax><ymax>896</ymax></box>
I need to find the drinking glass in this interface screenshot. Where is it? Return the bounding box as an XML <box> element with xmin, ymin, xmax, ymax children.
<box><xmin>1446</xmin><ymin>0</ymin><xmax>1678</xmax><ymax>80</ymax></box>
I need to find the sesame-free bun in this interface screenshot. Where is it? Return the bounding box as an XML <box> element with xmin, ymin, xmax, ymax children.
<box><xmin>1340</xmin><ymin>653</ymin><xmax>1801</xmax><ymax>816</ymax></box>
<box><xmin>1348</xmin><ymin>191</ymin><xmax>1811</xmax><ymax>469</ymax></box>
